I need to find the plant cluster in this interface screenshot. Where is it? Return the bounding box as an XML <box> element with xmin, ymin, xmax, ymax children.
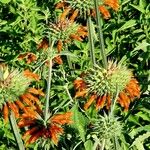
<box><xmin>0</xmin><ymin>0</ymin><xmax>149</xmax><ymax>150</ymax></box>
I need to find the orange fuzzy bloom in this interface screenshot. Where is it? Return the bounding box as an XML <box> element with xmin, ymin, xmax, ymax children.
<box><xmin>18</xmin><ymin>119</ymin><xmax>36</xmax><ymax>128</ymax></box>
<box><xmin>20</xmin><ymin>94</ymin><xmax>36</xmax><ymax>110</ymax></box>
<box><xmin>70</xmin><ymin>34</ymin><xmax>83</xmax><ymax>41</ymax></box>
<box><xmin>118</xmin><ymin>92</ymin><xmax>130</xmax><ymax>111</ymax></box>
<box><xmin>55</xmin><ymin>2</ymin><xmax>66</xmax><ymax>9</ymax></box>
<box><xmin>74</xmin><ymin>79</ymin><xmax>86</xmax><ymax>90</ymax></box>
<box><xmin>7</xmin><ymin>102</ymin><xmax>19</xmax><ymax>118</ymax></box>
<box><xmin>24</xmin><ymin>70</ymin><xmax>40</xmax><ymax>81</ymax></box>
<box><xmin>99</xmin><ymin>6</ymin><xmax>111</xmax><ymax>19</ymax></box>
<box><xmin>22</xmin><ymin>127</ymin><xmax>39</xmax><ymax>140</ymax></box>
<box><xmin>69</xmin><ymin>9</ymin><xmax>79</xmax><ymax>23</ymax></box>
<box><xmin>57</xmin><ymin>40</ymin><xmax>63</xmax><ymax>53</ymax></box>
<box><xmin>84</xmin><ymin>95</ymin><xmax>97</xmax><ymax>110</ymax></box>
<box><xmin>37</xmin><ymin>38</ymin><xmax>49</xmax><ymax>50</ymax></box>
<box><xmin>26</xmin><ymin>129</ymin><xmax>43</xmax><ymax>145</ymax></box>
<box><xmin>15</xmin><ymin>100</ymin><xmax>28</xmax><ymax>113</ymax></box>
<box><xmin>106</xmin><ymin>95</ymin><xmax>111</xmax><ymax>109</ymax></box>
<box><xmin>3</xmin><ymin>103</ymin><xmax>9</xmax><ymax>123</ymax></box>
<box><xmin>49</xmin><ymin>125</ymin><xmax>64</xmax><ymax>145</ymax></box>
<box><xmin>54</xmin><ymin>56</ymin><xmax>63</xmax><ymax>65</ymax></box>
<box><xmin>51</xmin><ymin>112</ymin><xmax>73</xmax><ymax>125</ymax></box>
<box><xmin>59</xmin><ymin>7</ymin><xmax>71</xmax><ymax>21</ymax></box>
<box><xmin>75</xmin><ymin>90</ymin><xmax>87</xmax><ymax>98</ymax></box>
<box><xmin>28</xmin><ymin>88</ymin><xmax>45</xmax><ymax>97</ymax></box>
<box><xmin>104</xmin><ymin>0</ymin><xmax>119</xmax><ymax>11</ymax></box>
<box><xmin>96</xmin><ymin>95</ymin><xmax>107</xmax><ymax>110</ymax></box>
<box><xmin>77</xmin><ymin>26</ymin><xmax>88</xmax><ymax>38</ymax></box>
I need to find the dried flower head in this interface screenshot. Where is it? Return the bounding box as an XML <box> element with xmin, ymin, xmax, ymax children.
<box><xmin>18</xmin><ymin>106</ymin><xmax>73</xmax><ymax>145</ymax></box>
<box><xmin>74</xmin><ymin>60</ymin><xmax>140</xmax><ymax>111</ymax></box>
<box><xmin>56</xmin><ymin>0</ymin><xmax>119</xmax><ymax>19</ymax></box>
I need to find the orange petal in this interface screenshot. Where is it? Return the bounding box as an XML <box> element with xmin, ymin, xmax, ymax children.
<box><xmin>59</xmin><ymin>7</ymin><xmax>71</xmax><ymax>21</ymax></box>
<box><xmin>24</xmin><ymin>69</ymin><xmax>40</xmax><ymax>81</ymax></box>
<box><xmin>69</xmin><ymin>9</ymin><xmax>79</xmax><ymax>23</ymax></box>
<box><xmin>75</xmin><ymin>90</ymin><xmax>87</xmax><ymax>98</ymax></box>
<box><xmin>57</xmin><ymin>40</ymin><xmax>63</xmax><ymax>53</ymax></box>
<box><xmin>3</xmin><ymin>103</ymin><xmax>9</xmax><ymax>123</ymax></box>
<box><xmin>37</xmin><ymin>38</ymin><xmax>49</xmax><ymax>50</ymax></box>
<box><xmin>84</xmin><ymin>95</ymin><xmax>97</xmax><ymax>110</ymax></box>
<box><xmin>99</xmin><ymin>5</ymin><xmax>111</xmax><ymax>19</ymax></box>
<box><xmin>106</xmin><ymin>95</ymin><xmax>111</xmax><ymax>110</ymax></box>
<box><xmin>96</xmin><ymin>95</ymin><xmax>106</xmax><ymax>110</ymax></box>
<box><xmin>51</xmin><ymin>112</ymin><xmax>73</xmax><ymax>125</ymax></box>
<box><xmin>104</xmin><ymin>0</ymin><xmax>119</xmax><ymax>11</ymax></box>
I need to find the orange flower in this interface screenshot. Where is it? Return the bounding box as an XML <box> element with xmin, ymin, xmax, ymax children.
<box><xmin>18</xmin><ymin>108</ymin><xmax>73</xmax><ymax>146</ymax></box>
<box><xmin>18</xmin><ymin>53</ymin><xmax>37</xmax><ymax>64</ymax></box>
<box><xmin>84</xmin><ymin>94</ymin><xmax>97</xmax><ymax>110</ymax></box>
<box><xmin>55</xmin><ymin>0</ymin><xmax>119</xmax><ymax>20</ymax></box>
<box><xmin>104</xmin><ymin>0</ymin><xmax>119</xmax><ymax>11</ymax></box>
<box><xmin>74</xmin><ymin>76</ymin><xmax>140</xmax><ymax>111</ymax></box>
<box><xmin>118</xmin><ymin>79</ymin><xmax>140</xmax><ymax>111</ymax></box>
<box><xmin>99</xmin><ymin>6</ymin><xmax>111</xmax><ymax>19</ymax></box>
<box><xmin>24</xmin><ymin>69</ymin><xmax>40</xmax><ymax>81</ymax></box>
<box><xmin>28</xmin><ymin>88</ymin><xmax>45</xmax><ymax>97</ymax></box>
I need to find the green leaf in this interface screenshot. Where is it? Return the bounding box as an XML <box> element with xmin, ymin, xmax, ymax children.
<box><xmin>0</xmin><ymin>0</ymin><xmax>11</xmax><ymax>3</ymax></box>
<box><xmin>131</xmin><ymin>132</ymin><xmax>150</xmax><ymax>150</ymax></box>
<box><xmin>117</xmin><ymin>20</ymin><xmax>137</xmax><ymax>31</ymax></box>
<box><xmin>71</xmin><ymin>104</ymin><xmax>87</xmax><ymax>142</ymax></box>
<box><xmin>84</xmin><ymin>140</ymin><xmax>94</xmax><ymax>150</ymax></box>
<box><xmin>9</xmin><ymin>112</ymin><xmax>25</xmax><ymax>150</ymax></box>
<box><xmin>130</xmin><ymin>4</ymin><xmax>145</xmax><ymax>13</ymax></box>
<box><xmin>129</xmin><ymin>125</ymin><xmax>150</xmax><ymax>139</ymax></box>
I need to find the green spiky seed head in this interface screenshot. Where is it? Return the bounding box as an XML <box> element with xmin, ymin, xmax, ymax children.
<box><xmin>83</xmin><ymin>60</ymin><xmax>132</xmax><ymax>96</ymax></box>
<box><xmin>0</xmin><ymin>65</ymin><xmax>32</xmax><ymax>108</ymax></box>
<box><xmin>93</xmin><ymin>114</ymin><xmax>122</xmax><ymax>140</ymax></box>
<box><xmin>49</xmin><ymin>20</ymin><xmax>79</xmax><ymax>41</ymax></box>
<box><xmin>66</xmin><ymin>0</ymin><xmax>94</xmax><ymax>17</ymax></box>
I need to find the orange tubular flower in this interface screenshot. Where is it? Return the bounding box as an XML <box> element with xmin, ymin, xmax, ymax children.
<box><xmin>24</xmin><ymin>69</ymin><xmax>40</xmax><ymax>81</ymax></box>
<box><xmin>18</xmin><ymin>52</ymin><xmax>37</xmax><ymax>64</ymax></box>
<box><xmin>56</xmin><ymin>0</ymin><xmax>119</xmax><ymax>20</ymax></box>
<box><xmin>104</xmin><ymin>0</ymin><xmax>119</xmax><ymax>11</ymax></box>
<box><xmin>37</xmin><ymin>8</ymin><xmax>87</xmax><ymax>65</ymax></box>
<box><xmin>99</xmin><ymin>6</ymin><xmax>111</xmax><ymax>19</ymax></box>
<box><xmin>74</xmin><ymin>61</ymin><xmax>140</xmax><ymax>111</ymax></box>
<box><xmin>18</xmin><ymin>106</ymin><xmax>73</xmax><ymax>146</ymax></box>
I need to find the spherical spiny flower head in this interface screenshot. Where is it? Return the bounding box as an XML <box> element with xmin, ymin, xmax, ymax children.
<box><xmin>56</xmin><ymin>0</ymin><xmax>119</xmax><ymax>19</ymax></box>
<box><xmin>93</xmin><ymin>114</ymin><xmax>122</xmax><ymax>149</ymax></box>
<box><xmin>0</xmin><ymin>65</ymin><xmax>32</xmax><ymax>107</ymax></box>
<box><xmin>83</xmin><ymin>61</ymin><xmax>132</xmax><ymax>97</ymax></box>
<box><xmin>49</xmin><ymin>19</ymin><xmax>80</xmax><ymax>42</ymax></box>
<box><xmin>74</xmin><ymin>60</ymin><xmax>140</xmax><ymax>111</ymax></box>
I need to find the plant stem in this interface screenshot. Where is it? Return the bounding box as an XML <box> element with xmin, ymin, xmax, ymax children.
<box><xmin>87</xmin><ymin>16</ymin><xmax>96</xmax><ymax>67</ymax></box>
<box><xmin>100</xmin><ymin>139</ymin><xmax>105</xmax><ymax>150</ymax></box>
<box><xmin>9</xmin><ymin>111</ymin><xmax>25</xmax><ymax>150</ymax></box>
<box><xmin>94</xmin><ymin>0</ymin><xmax>107</xmax><ymax>69</ymax></box>
<box><xmin>110</xmin><ymin>86</ymin><xmax>119</xmax><ymax>116</ymax></box>
<box><xmin>66</xmin><ymin>45</ymin><xmax>74</xmax><ymax>75</ymax></box>
<box><xmin>44</xmin><ymin>40</ymin><xmax>54</xmax><ymax>121</ymax></box>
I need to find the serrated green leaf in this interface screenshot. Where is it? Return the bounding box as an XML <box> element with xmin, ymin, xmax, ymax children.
<box><xmin>130</xmin><ymin>4</ymin><xmax>145</xmax><ymax>13</ymax></box>
<box><xmin>118</xmin><ymin>20</ymin><xmax>137</xmax><ymax>31</ymax></box>
<box><xmin>71</xmin><ymin>104</ymin><xmax>87</xmax><ymax>142</ymax></box>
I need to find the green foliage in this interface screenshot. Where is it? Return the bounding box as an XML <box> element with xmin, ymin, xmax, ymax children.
<box><xmin>0</xmin><ymin>0</ymin><xmax>149</xmax><ymax>149</ymax></box>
